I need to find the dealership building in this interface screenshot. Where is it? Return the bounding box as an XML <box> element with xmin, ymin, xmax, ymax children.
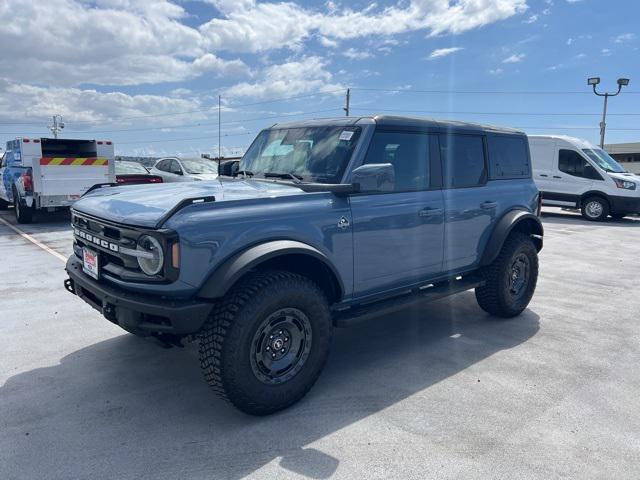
<box><xmin>605</xmin><ymin>142</ymin><xmax>640</xmax><ymax>173</ymax></box>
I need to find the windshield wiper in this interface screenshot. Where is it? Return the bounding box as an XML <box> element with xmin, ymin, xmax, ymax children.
<box><xmin>263</xmin><ymin>172</ymin><xmax>304</xmax><ymax>183</ymax></box>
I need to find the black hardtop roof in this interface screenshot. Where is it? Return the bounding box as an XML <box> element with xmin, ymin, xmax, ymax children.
<box><xmin>271</xmin><ymin>115</ymin><xmax>524</xmax><ymax>135</ymax></box>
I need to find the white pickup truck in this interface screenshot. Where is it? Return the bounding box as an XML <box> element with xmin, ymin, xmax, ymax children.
<box><xmin>0</xmin><ymin>137</ymin><xmax>115</xmax><ymax>223</ymax></box>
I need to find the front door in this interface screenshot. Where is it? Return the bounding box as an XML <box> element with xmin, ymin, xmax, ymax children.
<box><xmin>351</xmin><ymin>130</ymin><xmax>444</xmax><ymax>298</ymax></box>
<box><xmin>543</xmin><ymin>149</ymin><xmax>595</xmax><ymax>206</ymax></box>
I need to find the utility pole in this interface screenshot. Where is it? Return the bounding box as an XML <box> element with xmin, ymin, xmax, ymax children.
<box><xmin>49</xmin><ymin>115</ymin><xmax>65</xmax><ymax>139</ymax></box>
<box><xmin>588</xmin><ymin>77</ymin><xmax>630</xmax><ymax>148</ymax></box>
<box><xmin>218</xmin><ymin>95</ymin><xmax>222</xmax><ymax>160</ymax></box>
<box><xmin>343</xmin><ymin>88</ymin><xmax>350</xmax><ymax>117</ymax></box>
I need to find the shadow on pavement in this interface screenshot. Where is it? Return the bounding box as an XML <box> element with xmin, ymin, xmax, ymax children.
<box><xmin>1</xmin><ymin>293</ymin><xmax>539</xmax><ymax>479</ymax></box>
<box><xmin>541</xmin><ymin>210</ymin><xmax>640</xmax><ymax>227</ymax></box>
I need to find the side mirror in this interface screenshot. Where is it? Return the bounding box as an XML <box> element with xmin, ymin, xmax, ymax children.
<box><xmin>219</xmin><ymin>160</ymin><xmax>240</xmax><ymax>176</ymax></box>
<box><xmin>351</xmin><ymin>163</ymin><xmax>395</xmax><ymax>192</ymax></box>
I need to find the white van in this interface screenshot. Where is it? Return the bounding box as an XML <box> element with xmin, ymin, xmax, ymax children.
<box><xmin>528</xmin><ymin>135</ymin><xmax>640</xmax><ymax>221</ymax></box>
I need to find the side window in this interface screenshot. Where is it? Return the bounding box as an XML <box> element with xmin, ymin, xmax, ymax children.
<box><xmin>156</xmin><ymin>159</ymin><xmax>170</xmax><ymax>172</ymax></box>
<box><xmin>487</xmin><ymin>135</ymin><xmax>530</xmax><ymax>179</ymax></box>
<box><xmin>0</xmin><ymin>153</ymin><xmax>5</xmax><ymax>168</ymax></box>
<box><xmin>169</xmin><ymin>159</ymin><xmax>182</xmax><ymax>174</ymax></box>
<box><xmin>558</xmin><ymin>150</ymin><xmax>599</xmax><ymax>179</ymax></box>
<box><xmin>363</xmin><ymin>131</ymin><xmax>430</xmax><ymax>192</ymax></box>
<box><xmin>441</xmin><ymin>134</ymin><xmax>487</xmax><ymax>188</ymax></box>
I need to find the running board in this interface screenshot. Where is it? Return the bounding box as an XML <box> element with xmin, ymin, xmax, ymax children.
<box><xmin>332</xmin><ymin>276</ymin><xmax>484</xmax><ymax>327</ymax></box>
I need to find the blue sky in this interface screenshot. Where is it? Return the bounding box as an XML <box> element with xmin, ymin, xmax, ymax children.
<box><xmin>0</xmin><ymin>0</ymin><xmax>638</xmax><ymax>157</ymax></box>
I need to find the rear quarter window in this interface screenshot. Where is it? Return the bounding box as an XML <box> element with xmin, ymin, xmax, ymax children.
<box><xmin>487</xmin><ymin>135</ymin><xmax>530</xmax><ymax>179</ymax></box>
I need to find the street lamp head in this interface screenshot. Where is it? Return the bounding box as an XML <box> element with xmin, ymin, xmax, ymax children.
<box><xmin>617</xmin><ymin>78</ymin><xmax>630</xmax><ymax>87</ymax></box>
<box><xmin>587</xmin><ymin>77</ymin><xmax>601</xmax><ymax>86</ymax></box>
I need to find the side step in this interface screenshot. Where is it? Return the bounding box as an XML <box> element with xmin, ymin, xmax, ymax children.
<box><xmin>332</xmin><ymin>276</ymin><xmax>484</xmax><ymax>327</ymax></box>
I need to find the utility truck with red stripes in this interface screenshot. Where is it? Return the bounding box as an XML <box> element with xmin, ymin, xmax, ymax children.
<box><xmin>0</xmin><ymin>137</ymin><xmax>115</xmax><ymax>223</ymax></box>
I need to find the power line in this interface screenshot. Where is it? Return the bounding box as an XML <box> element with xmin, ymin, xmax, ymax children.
<box><xmin>117</xmin><ymin>131</ymin><xmax>255</xmax><ymax>145</ymax></box>
<box><xmin>349</xmin><ymin>107</ymin><xmax>640</xmax><ymax>117</ymax></box>
<box><xmin>351</xmin><ymin>87</ymin><xmax>640</xmax><ymax>95</ymax></box>
<box><xmin>0</xmin><ymin>89</ymin><xmax>345</xmax><ymax>127</ymax></box>
<box><xmin>0</xmin><ymin>108</ymin><xmax>343</xmax><ymax>136</ymax></box>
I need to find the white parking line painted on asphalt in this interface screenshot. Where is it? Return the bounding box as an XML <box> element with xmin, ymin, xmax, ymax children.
<box><xmin>0</xmin><ymin>217</ymin><xmax>67</xmax><ymax>263</ymax></box>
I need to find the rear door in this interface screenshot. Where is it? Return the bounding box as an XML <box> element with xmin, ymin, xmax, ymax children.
<box><xmin>350</xmin><ymin>130</ymin><xmax>444</xmax><ymax>298</ymax></box>
<box><xmin>441</xmin><ymin>133</ymin><xmax>494</xmax><ymax>272</ymax></box>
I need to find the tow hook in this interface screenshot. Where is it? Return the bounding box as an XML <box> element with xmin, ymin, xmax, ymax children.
<box><xmin>64</xmin><ymin>278</ymin><xmax>76</xmax><ymax>295</ymax></box>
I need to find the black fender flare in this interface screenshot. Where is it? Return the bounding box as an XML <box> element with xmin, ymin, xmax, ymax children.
<box><xmin>480</xmin><ymin>210</ymin><xmax>543</xmax><ymax>267</ymax></box>
<box><xmin>579</xmin><ymin>190</ymin><xmax>610</xmax><ymax>208</ymax></box>
<box><xmin>197</xmin><ymin>240</ymin><xmax>344</xmax><ymax>300</ymax></box>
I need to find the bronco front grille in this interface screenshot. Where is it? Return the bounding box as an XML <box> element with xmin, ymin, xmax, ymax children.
<box><xmin>71</xmin><ymin>212</ymin><xmax>174</xmax><ymax>283</ymax></box>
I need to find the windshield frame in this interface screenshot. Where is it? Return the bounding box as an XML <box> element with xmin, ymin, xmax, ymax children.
<box><xmin>238</xmin><ymin>125</ymin><xmax>363</xmax><ymax>184</ymax></box>
<box><xmin>582</xmin><ymin>148</ymin><xmax>627</xmax><ymax>174</ymax></box>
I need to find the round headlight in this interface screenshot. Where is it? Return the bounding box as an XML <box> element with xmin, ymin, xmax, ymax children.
<box><xmin>137</xmin><ymin>235</ymin><xmax>164</xmax><ymax>276</ymax></box>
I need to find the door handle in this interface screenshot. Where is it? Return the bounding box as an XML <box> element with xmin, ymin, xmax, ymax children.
<box><xmin>480</xmin><ymin>201</ymin><xmax>497</xmax><ymax>210</ymax></box>
<box><xmin>553</xmin><ymin>175</ymin><xmax>562</xmax><ymax>179</ymax></box>
<box><xmin>539</xmin><ymin>174</ymin><xmax>548</xmax><ymax>177</ymax></box>
<box><xmin>419</xmin><ymin>207</ymin><xmax>443</xmax><ymax>217</ymax></box>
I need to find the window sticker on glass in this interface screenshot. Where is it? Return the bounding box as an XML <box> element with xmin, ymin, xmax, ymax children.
<box><xmin>339</xmin><ymin>131</ymin><xmax>354</xmax><ymax>141</ymax></box>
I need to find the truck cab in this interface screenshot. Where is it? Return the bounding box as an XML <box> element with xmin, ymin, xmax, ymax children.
<box><xmin>0</xmin><ymin>137</ymin><xmax>115</xmax><ymax>223</ymax></box>
<box><xmin>64</xmin><ymin>116</ymin><xmax>543</xmax><ymax>415</ymax></box>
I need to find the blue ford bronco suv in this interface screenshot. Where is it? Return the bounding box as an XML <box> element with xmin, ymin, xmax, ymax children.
<box><xmin>64</xmin><ymin>116</ymin><xmax>543</xmax><ymax>415</ymax></box>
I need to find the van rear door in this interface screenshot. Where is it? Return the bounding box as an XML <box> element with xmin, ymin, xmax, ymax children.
<box><xmin>33</xmin><ymin>139</ymin><xmax>114</xmax><ymax>201</ymax></box>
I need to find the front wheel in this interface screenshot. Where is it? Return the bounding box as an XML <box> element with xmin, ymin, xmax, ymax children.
<box><xmin>199</xmin><ymin>270</ymin><xmax>332</xmax><ymax>415</ymax></box>
<box><xmin>581</xmin><ymin>196</ymin><xmax>609</xmax><ymax>222</ymax></box>
<box><xmin>475</xmin><ymin>232</ymin><xmax>539</xmax><ymax>318</ymax></box>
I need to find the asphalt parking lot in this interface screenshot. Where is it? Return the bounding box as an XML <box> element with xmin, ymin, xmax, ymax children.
<box><xmin>1</xmin><ymin>207</ymin><xmax>640</xmax><ymax>480</ymax></box>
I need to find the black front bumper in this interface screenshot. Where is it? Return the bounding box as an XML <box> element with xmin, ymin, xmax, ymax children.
<box><xmin>609</xmin><ymin>195</ymin><xmax>640</xmax><ymax>215</ymax></box>
<box><xmin>65</xmin><ymin>257</ymin><xmax>212</xmax><ymax>335</ymax></box>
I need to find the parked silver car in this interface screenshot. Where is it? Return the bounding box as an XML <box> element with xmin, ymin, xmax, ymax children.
<box><xmin>149</xmin><ymin>157</ymin><xmax>218</xmax><ymax>182</ymax></box>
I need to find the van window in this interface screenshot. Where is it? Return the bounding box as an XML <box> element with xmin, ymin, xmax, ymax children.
<box><xmin>558</xmin><ymin>149</ymin><xmax>603</xmax><ymax>180</ymax></box>
<box><xmin>364</xmin><ymin>131</ymin><xmax>430</xmax><ymax>191</ymax></box>
<box><xmin>441</xmin><ymin>134</ymin><xmax>486</xmax><ymax>188</ymax></box>
<box><xmin>487</xmin><ymin>135</ymin><xmax>530</xmax><ymax>179</ymax></box>
<box><xmin>40</xmin><ymin>139</ymin><xmax>97</xmax><ymax>157</ymax></box>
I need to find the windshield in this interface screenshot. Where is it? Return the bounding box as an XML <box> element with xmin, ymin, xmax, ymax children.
<box><xmin>239</xmin><ymin>126</ymin><xmax>362</xmax><ymax>183</ymax></box>
<box><xmin>582</xmin><ymin>148</ymin><xmax>626</xmax><ymax>173</ymax></box>
<box><xmin>180</xmin><ymin>158</ymin><xmax>218</xmax><ymax>174</ymax></box>
<box><xmin>115</xmin><ymin>161</ymin><xmax>148</xmax><ymax>174</ymax></box>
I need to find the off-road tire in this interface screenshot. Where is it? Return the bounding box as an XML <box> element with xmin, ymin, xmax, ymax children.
<box><xmin>581</xmin><ymin>196</ymin><xmax>609</xmax><ymax>222</ymax></box>
<box><xmin>13</xmin><ymin>189</ymin><xmax>33</xmax><ymax>224</ymax></box>
<box><xmin>199</xmin><ymin>270</ymin><xmax>332</xmax><ymax>415</ymax></box>
<box><xmin>475</xmin><ymin>232</ymin><xmax>538</xmax><ymax>318</ymax></box>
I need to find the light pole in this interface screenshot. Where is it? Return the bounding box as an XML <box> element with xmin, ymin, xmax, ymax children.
<box><xmin>588</xmin><ymin>77</ymin><xmax>630</xmax><ymax>148</ymax></box>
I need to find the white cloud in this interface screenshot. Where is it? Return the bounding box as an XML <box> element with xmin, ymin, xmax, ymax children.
<box><xmin>524</xmin><ymin>14</ymin><xmax>539</xmax><ymax>23</ymax></box>
<box><xmin>614</xmin><ymin>33</ymin><xmax>637</xmax><ymax>44</ymax></box>
<box><xmin>601</xmin><ymin>48</ymin><xmax>612</xmax><ymax>56</ymax></box>
<box><xmin>0</xmin><ymin>78</ymin><xmax>208</xmax><ymax>127</ymax></box>
<box><xmin>428</xmin><ymin>47</ymin><xmax>464</xmax><ymax>60</ymax></box>
<box><xmin>199</xmin><ymin>0</ymin><xmax>528</xmax><ymax>53</ymax></box>
<box><xmin>224</xmin><ymin>56</ymin><xmax>344</xmax><ymax>99</ymax></box>
<box><xmin>503</xmin><ymin>53</ymin><xmax>526</xmax><ymax>63</ymax></box>
<box><xmin>489</xmin><ymin>68</ymin><xmax>504</xmax><ymax>75</ymax></box>
<box><xmin>0</xmin><ymin>0</ymin><xmax>249</xmax><ymax>87</ymax></box>
<box><xmin>342</xmin><ymin>48</ymin><xmax>373</xmax><ymax>60</ymax></box>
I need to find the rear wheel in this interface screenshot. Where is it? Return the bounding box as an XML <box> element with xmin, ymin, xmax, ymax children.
<box><xmin>13</xmin><ymin>190</ymin><xmax>33</xmax><ymax>224</ymax></box>
<box><xmin>581</xmin><ymin>196</ymin><xmax>609</xmax><ymax>222</ymax></box>
<box><xmin>199</xmin><ymin>270</ymin><xmax>332</xmax><ymax>415</ymax></box>
<box><xmin>475</xmin><ymin>232</ymin><xmax>539</xmax><ymax>318</ymax></box>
